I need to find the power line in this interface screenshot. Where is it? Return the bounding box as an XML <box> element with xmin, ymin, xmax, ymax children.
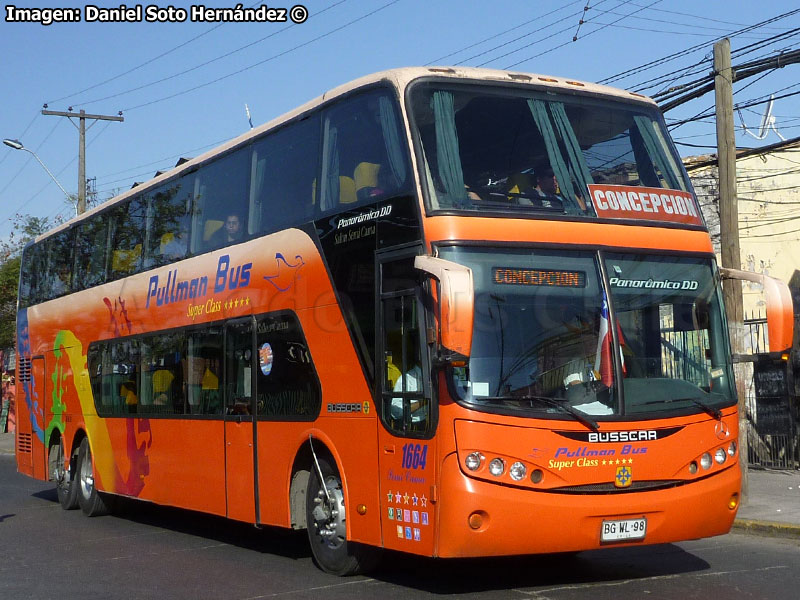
<box><xmin>425</xmin><ymin>0</ymin><xmax>584</xmax><ymax>65</ymax></box>
<box><xmin>122</xmin><ymin>0</ymin><xmax>400</xmax><ymax>112</ymax></box>
<box><xmin>45</xmin><ymin>8</ymin><xmax>251</xmax><ymax>106</ymax></box>
<box><xmin>598</xmin><ymin>8</ymin><xmax>800</xmax><ymax>85</ymax></box>
<box><xmin>75</xmin><ymin>0</ymin><xmax>350</xmax><ymax>108</ymax></box>
<box><xmin>0</xmin><ymin>118</ymin><xmax>65</xmax><ymax>199</ymax></box>
<box><xmin>502</xmin><ymin>0</ymin><xmax>657</xmax><ymax>70</ymax></box>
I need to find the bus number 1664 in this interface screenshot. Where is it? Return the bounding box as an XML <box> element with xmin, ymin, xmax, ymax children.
<box><xmin>401</xmin><ymin>443</ymin><xmax>428</xmax><ymax>469</ymax></box>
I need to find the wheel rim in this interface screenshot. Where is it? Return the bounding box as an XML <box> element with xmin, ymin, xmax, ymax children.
<box><xmin>310</xmin><ymin>476</ymin><xmax>346</xmax><ymax>550</ymax></box>
<box><xmin>79</xmin><ymin>445</ymin><xmax>94</xmax><ymax>500</ymax></box>
<box><xmin>50</xmin><ymin>440</ymin><xmax>66</xmax><ymax>487</ymax></box>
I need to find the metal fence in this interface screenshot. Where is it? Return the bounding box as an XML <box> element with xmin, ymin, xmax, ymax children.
<box><xmin>743</xmin><ymin>311</ymin><xmax>798</xmax><ymax>469</ymax></box>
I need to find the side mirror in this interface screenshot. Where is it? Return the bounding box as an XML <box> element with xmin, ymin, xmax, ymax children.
<box><xmin>414</xmin><ymin>255</ymin><xmax>474</xmax><ymax>362</ymax></box>
<box><xmin>719</xmin><ymin>268</ymin><xmax>794</xmax><ymax>353</ymax></box>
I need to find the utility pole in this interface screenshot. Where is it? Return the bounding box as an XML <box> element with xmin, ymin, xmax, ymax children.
<box><xmin>714</xmin><ymin>38</ymin><xmax>748</xmax><ymax>499</ymax></box>
<box><xmin>41</xmin><ymin>108</ymin><xmax>124</xmax><ymax>214</ymax></box>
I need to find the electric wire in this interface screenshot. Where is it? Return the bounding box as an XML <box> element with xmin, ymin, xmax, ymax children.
<box><xmin>122</xmin><ymin>0</ymin><xmax>400</xmax><ymax>112</ymax></box>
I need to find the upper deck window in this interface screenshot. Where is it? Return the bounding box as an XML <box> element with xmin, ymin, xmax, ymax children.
<box><xmin>409</xmin><ymin>82</ymin><xmax>701</xmax><ymax>226</ymax></box>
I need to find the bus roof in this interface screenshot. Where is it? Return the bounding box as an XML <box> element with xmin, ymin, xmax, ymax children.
<box><xmin>36</xmin><ymin>66</ymin><xmax>656</xmax><ymax>242</ymax></box>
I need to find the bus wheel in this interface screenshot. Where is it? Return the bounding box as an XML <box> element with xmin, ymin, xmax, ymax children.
<box><xmin>306</xmin><ymin>457</ymin><xmax>377</xmax><ymax>576</ymax></box>
<box><xmin>50</xmin><ymin>436</ymin><xmax>78</xmax><ymax>510</ymax></box>
<box><xmin>76</xmin><ymin>438</ymin><xmax>111</xmax><ymax>517</ymax></box>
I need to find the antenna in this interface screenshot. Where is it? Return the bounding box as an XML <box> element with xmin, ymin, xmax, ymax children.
<box><xmin>245</xmin><ymin>104</ymin><xmax>254</xmax><ymax>129</ymax></box>
<box><xmin>756</xmin><ymin>95</ymin><xmax>773</xmax><ymax>138</ymax></box>
<box><xmin>739</xmin><ymin>95</ymin><xmax>785</xmax><ymax>141</ymax></box>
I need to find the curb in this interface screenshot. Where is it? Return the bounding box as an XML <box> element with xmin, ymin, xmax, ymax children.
<box><xmin>732</xmin><ymin>518</ymin><xmax>800</xmax><ymax>540</ymax></box>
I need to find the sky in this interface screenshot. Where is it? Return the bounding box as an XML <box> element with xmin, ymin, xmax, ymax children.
<box><xmin>1</xmin><ymin>0</ymin><xmax>799</xmax><ymax>245</ymax></box>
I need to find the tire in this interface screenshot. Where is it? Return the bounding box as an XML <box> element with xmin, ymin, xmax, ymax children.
<box><xmin>76</xmin><ymin>438</ymin><xmax>111</xmax><ymax>517</ymax></box>
<box><xmin>50</xmin><ymin>436</ymin><xmax>79</xmax><ymax>510</ymax></box>
<box><xmin>306</xmin><ymin>456</ymin><xmax>378</xmax><ymax>576</ymax></box>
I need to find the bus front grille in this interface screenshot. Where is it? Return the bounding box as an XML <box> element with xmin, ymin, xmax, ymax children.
<box><xmin>552</xmin><ymin>480</ymin><xmax>684</xmax><ymax>494</ymax></box>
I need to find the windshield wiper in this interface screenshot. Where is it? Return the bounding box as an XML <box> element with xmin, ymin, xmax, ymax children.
<box><xmin>641</xmin><ymin>396</ymin><xmax>722</xmax><ymax>420</ymax></box>
<box><xmin>480</xmin><ymin>395</ymin><xmax>599</xmax><ymax>432</ymax></box>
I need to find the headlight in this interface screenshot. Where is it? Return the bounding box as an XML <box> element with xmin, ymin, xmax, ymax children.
<box><xmin>488</xmin><ymin>458</ymin><xmax>505</xmax><ymax>477</ymax></box>
<box><xmin>509</xmin><ymin>461</ymin><xmax>527</xmax><ymax>481</ymax></box>
<box><xmin>700</xmin><ymin>452</ymin><xmax>712</xmax><ymax>470</ymax></box>
<box><xmin>728</xmin><ymin>441</ymin><xmax>737</xmax><ymax>456</ymax></box>
<box><xmin>715</xmin><ymin>448</ymin><xmax>727</xmax><ymax>464</ymax></box>
<box><xmin>465</xmin><ymin>452</ymin><xmax>483</xmax><ymax>471</ymax></box>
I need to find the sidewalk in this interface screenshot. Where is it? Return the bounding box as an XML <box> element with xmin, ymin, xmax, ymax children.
<box><xmin>0</xmin><ymin>431</ymin><xmax>13</xmax><ymax>456</ymax></box>
<box><xmin>0</xmin><ymin>431</ymin><xmax>797</xmax><ymax>539</ymax></box>
<box><xmin>732</xmin><ymin>468</ymin><xmax>800</xmax><ymax>539</ymax></box>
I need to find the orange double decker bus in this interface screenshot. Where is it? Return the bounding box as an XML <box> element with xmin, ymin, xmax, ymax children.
<box><xmin>15</xmin><ymin>67</ymin><xmax>794</xmax><ymax>575</ymax></box>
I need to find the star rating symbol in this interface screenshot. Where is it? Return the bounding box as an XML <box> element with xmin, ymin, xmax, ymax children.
<box><xmin>223</xmin><ymin>296</ymin><xmax>251</xmax><ymax>310</ymax></box>
<box><xmin>395</xmin><ymin>492</ymin><xmax>402</xmax><ymax>503</ymax></box>
<box><xmin>412</xmin><ymin>493</ymin><xmax>418</xmax><ymax>506</ymax></box>
<box><xmin>387</xmin><ymin>490</ymin><xmax>393</xmax><ymax>503</ymax></box>
<box><xmin>403</xmin><ymin>493</ymin><xmax>410</xmax><ymax>505</ymax></box>
<box><xmin>420</xmin><ymin>495</ymin><xmax>428</xmax><ymax>507</ymax></box>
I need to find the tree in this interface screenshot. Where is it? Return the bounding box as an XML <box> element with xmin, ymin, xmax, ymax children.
<box><xmin>0</xmin><ymin>213</ymin><xmax>57</xmax><ymax>261</ymax></box>
<box><xmin>0</xmin><ymin>256</ymin><xmax>20</xmax><ymax>348</ymax></box>
<box><xmin>0</xmin><ymin>214</ymin><xmax>57</xmax><ymax>350</ymax></box>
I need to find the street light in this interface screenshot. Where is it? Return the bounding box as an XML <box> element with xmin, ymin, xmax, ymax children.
<box><xmin>3</xmin><ymin>137</ymin><xmax>76</xmax><ymax>214</ymax></box>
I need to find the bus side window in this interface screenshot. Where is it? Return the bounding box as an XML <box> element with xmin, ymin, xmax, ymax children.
<box><xmin>185</xmin><ymin>328</ymin><xmax>223</xmax><ymax>415</ymax></box>
<box><xmin>47</xmin><ymin>228</ymin><xmax>76</xmax><ymax>299</ymax></box>
<box><xmin>75</xmin><ymin>214</ymin><xmax>109</xmax><ymax>289</ymax></box>
<box><xmin>195</xmin><ymin>148</ymin><xmax>251</xmax><ymax>252</ymax></box>
<box><xmin>254</xmin><ymin>313</ymin><xmax>321</xmax><ymax>420</ymax></box>
<box><xmin>144</xmin><ymin>180</ymin><xmax>191</xmax><ymax>268</ymax></box>
<box><xmin>249</xmin><ymin>115</ymin><xmax>319</xmax><ymax>235</ymax></box>
<box><xmin>141</xmin><ymin>332</ymin><xmax>185</xmax><ymax>415</ymax></box>
<box><xmin>225</xmin><ymin>320</ymin><xmax>253</xmax><ymax>416</ymax></box>
<box><xmin>108</xmin><ymin>197</ymin><xmax>146</xmax><ymax>280</ymax></box>
<box><xmin>319</xmin><ymin>90</ymin><xmax>410</xmax><ymax>213</ymax></box>
<box><xmin>380</xmin><ymin>258</ymin><xmax>429</xmax><ymax>436</ymax></box>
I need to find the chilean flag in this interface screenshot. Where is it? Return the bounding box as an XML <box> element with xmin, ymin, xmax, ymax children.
<box><xmin>594</xmin><ymin>297</ymin><xmax>625</xmax><ymax>386</ymax></box>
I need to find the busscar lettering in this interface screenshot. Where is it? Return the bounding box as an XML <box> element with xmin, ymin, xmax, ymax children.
<box><xmin>327</xmin><ymin>403</ymin><xmax>362</xmax><ymax>414</ymax></box>
<box><xmin>588</xmin><ymin>430</ymin><xmax>657</xmax><ymax>443</ymax></box>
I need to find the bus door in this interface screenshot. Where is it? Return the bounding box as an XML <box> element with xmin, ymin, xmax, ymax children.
<box><xmin>376</xmin><ymin>251</ymin><xmax>437</xmax><ymax>555</ymax></box>
<box><xmin>224</xmin><ymin>317</ymin><xmax>258</xmax><ymax>523</ymax></box>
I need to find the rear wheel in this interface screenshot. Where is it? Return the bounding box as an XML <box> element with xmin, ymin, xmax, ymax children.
<box><xmin>77</xmin><ymin>438</ymin><xmax>111</xmax><ymax>517</ymax></box>
<box><xmin>305</xmin><ymin>456</ymin><xmax>378</xmax><ymax>575</ymax></box>
<box><xmin>50</xmin><ymin>436</ymin><xmax>79</xmax><ymax>510</ymax></box>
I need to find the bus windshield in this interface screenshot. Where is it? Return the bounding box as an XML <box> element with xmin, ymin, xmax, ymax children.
<box><xmin>437</xmin><ymin>247</ymin><xmax>735</xmax><ymax>420</ymax></box>
<box><xmin>410</xmin><ymin>82</ymin><xmax>701</xmax><ymax>226</ymax></box>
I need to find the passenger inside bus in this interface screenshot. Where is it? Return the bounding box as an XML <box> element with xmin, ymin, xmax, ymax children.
<box><xmin>50</xmin><ymin>262</ymin><xmax>72</xmax><ymax>297</ymax></box>
<box><xmin>391</xmin><ymin>363</ymin><xmax>425</xmax><ymax>422</ymax></box>
<box><xmin>207</xmin><ymin>212</ymin><xmax>244</xmax><ymax>249</ymax></box>
<box><xmin>159</xmin><ymin>229</ymin><xmax>188</xmax><ymax>260</ymax></box>
<box><xmin>121</xmin><ymin>380</ymin><xmax>138</xmax><ymax>413</ymax></box>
